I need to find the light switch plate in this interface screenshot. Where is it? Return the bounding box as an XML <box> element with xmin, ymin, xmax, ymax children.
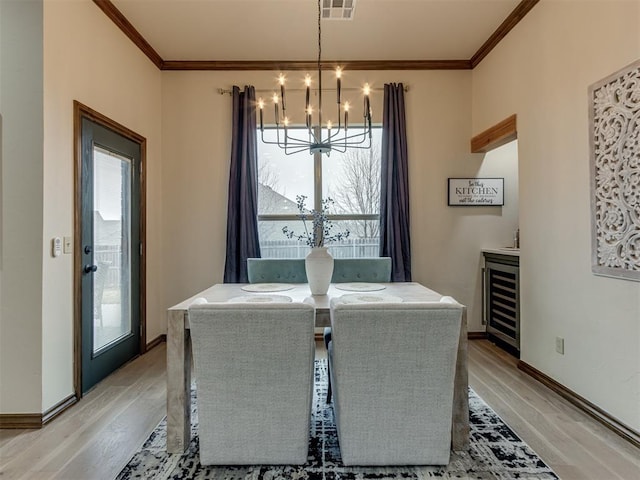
<box><xmin>63</xmin><ymin>236</ymin><xmax>73</xmax><ymax>254</ymax></box>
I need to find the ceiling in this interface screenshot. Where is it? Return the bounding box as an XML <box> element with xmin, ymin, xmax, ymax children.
<box><xmin>104</xmin><ymin>0</ymin><xmax>537</xmax><ymax>69</ymax></box>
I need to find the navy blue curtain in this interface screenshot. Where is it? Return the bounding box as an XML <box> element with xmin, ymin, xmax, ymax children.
<box><xmin>380</xmin><ymin>83</ymin><xmax>411</xmax><ymax>281</ymax></box>
<box><xmin>223</xmin><ymin>86</ymin><xmax>261</xmax><ymax>283</ymax></box>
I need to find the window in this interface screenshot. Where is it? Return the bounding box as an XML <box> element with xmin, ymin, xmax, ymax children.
<box><xmin>257</xmin><ymin>127</ymin><xmax>382</xmax><ymax>258</ymax></box>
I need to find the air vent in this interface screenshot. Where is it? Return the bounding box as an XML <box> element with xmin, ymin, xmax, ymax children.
<box><xmin>322</xmin><ymin>0</ymin><xmax>356</xmax><ymax>20</ymax></box>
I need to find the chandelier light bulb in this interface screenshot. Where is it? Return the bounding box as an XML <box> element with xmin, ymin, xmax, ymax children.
<box><xmin>344</xmin><ymin>101</ymin><xmax>350</xmax><ymax>129</ymax></box>
<box><xmin>305</xmin><ymin>75</ymin><xmax>311</xmax><ymax>114</ymax></box>
<box><xmin>278</xmin><ymin>74</ymin><xmax>286</xmax><ymax>110</ymax></box>
<box><xmin>272</xmin><ymin>93</ymin><xmax>280</xmax><ymax>125</ymax></box>
<box><xmin>258</xmin><ymin>98</ymin><xmax>264</xmax><ymax>130</ymax></box>
<box><xmin>336</xmin><ymin>67</ymin><xmax>342</xmax><ymax>104</ymax></box>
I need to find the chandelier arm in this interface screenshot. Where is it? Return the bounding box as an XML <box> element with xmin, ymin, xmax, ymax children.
<box><xmin>328</xmin><ymin>136</ymin><xmax>372</xmax><ymax>154</ymax></box>
<box><xmin>281</xmin><ymin>125</ymin><xmax>320</xmax><ymax>145</ymax></box>
<box><xmin>270</xmin><ymin>123</ymin><xmax>371</xmax><ymax>147</ymax></box>
<box><xmin>308</xmin><ymin>126</ymin><xmax>321</xmax><ymax>145</ymax></box>
<box><xmin>326</xmin><ymin>125</ymin><xmax>343</xmax><ymax>142</ymax></box>
<box><xmin>261</xmin><ymin>128</ymin><xmax>312</xmax><ymax>149</ymax></box>
<box><xmin>284</xmin><ymin>144</ymin><xmax>315</xmax><ymax>156</ymax></box>
<box><xmin>260</xmin><ymin>129</ymin><xmax>282</xmax><ymax>146</ymax></box>
<box><xmin>339</xmin><ymin>128</ymin><xmax>372</xmax><ymax>144</ymax></box>
<box><xmin>310</xmin><ymin>122</ymin><xmax>373</xmax><ymax>147</ymax></box>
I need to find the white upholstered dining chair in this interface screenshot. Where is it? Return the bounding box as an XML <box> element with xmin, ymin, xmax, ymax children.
<box><xmin>327</xmin><ymin>297</ymin><xmax>464</xmax><ymax>466</ymax></box>
<box><xmin>188</xmin><ymin>301</ymin><xmax>315</xmax><ymax>465</ymax></box>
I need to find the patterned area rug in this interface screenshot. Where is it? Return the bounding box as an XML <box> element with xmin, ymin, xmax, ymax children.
<box><xmin>117</xmin><ymin>361</ymin><xmax>558</xmax><ymax>479</ymax></box>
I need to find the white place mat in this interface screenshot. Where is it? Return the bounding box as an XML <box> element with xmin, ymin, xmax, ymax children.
<box><xmin>240</xmin><ymin>283</ymin><xmax>295</xmax><ymax>293</ymax></box>
<box><xmin>339</xmin><ymin>293</ymin><xmax>403</xmax><ymax>304</ymax></box>
<box><xmin>334</xmin><ymin>282</ymin><xmax>386</xmax><ymax>292</ymax></box>
<box><xmin>227</xmin><ymin>294</ymin><xmax>293</xmax><ymax>304</ymax></box>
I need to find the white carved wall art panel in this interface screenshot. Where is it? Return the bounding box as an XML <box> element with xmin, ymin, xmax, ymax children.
<box><xmin>589</xmin><ymin>59</ymin><xmax>640</xmax><ymax>281</ymax></box>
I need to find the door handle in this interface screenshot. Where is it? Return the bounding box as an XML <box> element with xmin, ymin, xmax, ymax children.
<box><xmin>84</xmin><ymin>264</ymin><xmax>98</xmax><ymax>274</ymax></box>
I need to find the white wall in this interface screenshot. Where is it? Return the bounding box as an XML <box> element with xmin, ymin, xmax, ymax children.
<box><xmin>403</xmin><ymin>72</ymin><xmax>518</xmax><ymax>330</ymax></box>
<box><xmin>472</xmin><ymin>0</ymin><xmax>640</xmax><ymax>430</ymax></box>
<box><xmin>478</xmin><ymin>140</ymin><xmax>519</xmax><ymax>249</ymax></box>
<box><xmin>160</xmin><ymin>70</ymin><xmax>518</xmax><ymax>335</ymax></box>
<box><xmin>0</xmin><ymin>0</ymin><xmax>44</xmax><ymax>414</ymax></box>
<box><xmin>40</xmin><ymin>0</ymin><xmax>163</xmax><ymax>411</ymax></box>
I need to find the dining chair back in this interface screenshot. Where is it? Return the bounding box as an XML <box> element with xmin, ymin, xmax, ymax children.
<box><xmin>188</xmin><ymin>301</ymin><xmax>315</xmax><ymax>465</ymax></box>
<box><xmin>331</xmin><ymin>257</ymin><xmax>392</xmax><ymax>283</ymax></box>
<box><xmin>246</xmin><ymin>257</ymin><xmax>392</xmax><ymax>284</ymax></box>
<box><xmin>247</xmin><ymin>258</ymin><xmax>307</xmax><ymax>283</ymax></box>
<box><xmin>327</xmin><ymin>297</ymin><xmax>463</xmax><ymax>465</ymax></box>
<box><xmin>324</xmin><ymin>257</ymin><xmax>393</xmax><ymax>402</ymax></box>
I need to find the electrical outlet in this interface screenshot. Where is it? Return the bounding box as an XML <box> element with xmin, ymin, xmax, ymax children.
<box><xmin>555</xmin><ymin>337</ymin><xmax>565</xmax><ymax>355</ymax></box>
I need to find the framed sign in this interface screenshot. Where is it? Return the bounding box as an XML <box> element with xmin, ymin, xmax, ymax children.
<box><xmin>448</xmin><ymin>178</ymin><xmax>504</xmax><ymax>206</ymax></box>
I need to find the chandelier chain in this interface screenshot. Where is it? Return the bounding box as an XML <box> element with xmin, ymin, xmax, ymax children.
<box><xmin>317</xmin><ymin>0</ymin><xmax>322</xmax><ymax>131</ymax></box>
<box><xmin>317</xmin><ymin>0</ymin><xmax>322</xmax><ymax>69</ymax></box>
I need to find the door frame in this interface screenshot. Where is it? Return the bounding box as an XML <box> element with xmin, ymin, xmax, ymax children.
<box><xmin>73</xmin><ymin>100</ymin><xmax>147</xmax><ymax>399</ymax></box>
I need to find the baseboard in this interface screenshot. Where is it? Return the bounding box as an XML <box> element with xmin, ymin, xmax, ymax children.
<box><xmin>42</xmin><ymin>394</ymin><xmax>77</xmax><ymax>426</ymax></box>
<box><xmin>0</xmin><ymin>413</ymin><xmax>42</xmax><ymax>429</ymax></box>
<box><xmin>1</xmin><ymin>338</ymin><xmax>166</xmax><ymax>430</ymax></box>
<box><xmin>468</xmin><ymin>331</ymin><xmax>488</xmax><ymax>340</ymax></box>
<box><xmin>146</xmin><ymin>334</ymin><xmax>167</xmax><ymax>351</ymax></box>
<box><xmin>518</xmin><ymin>360</ymin><xmax>640</xmax><ymax>449</ymax></box>
<box><xmin>0</xmin><ymin>393</ymin><xmax>78</xmax><ymax>430</ymax></box>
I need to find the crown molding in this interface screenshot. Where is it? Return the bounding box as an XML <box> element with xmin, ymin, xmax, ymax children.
<box><xmin>92</xmin><ymin>0</ymin><xmax>163</xmax><ymax>69</ymax></box>
<box><xmin>93</xmin><ymin>0</ymin><xmax>537</xmax><ymax>71</ymax></box>
<box><xmin>470</xmin><ymin>0</ymin><xmax>540</xmax><ymax>68</ymax></box>
<box><xmin>161</xmin><ymin>59</ymin><xmax>472</xmax><ymax>71</ymax></box>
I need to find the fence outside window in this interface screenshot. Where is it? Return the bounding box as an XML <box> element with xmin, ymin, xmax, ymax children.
<box><xmin>260</xmin><ymin>237</ymin><xmax>379</xmax><ymax>259</ymax></box>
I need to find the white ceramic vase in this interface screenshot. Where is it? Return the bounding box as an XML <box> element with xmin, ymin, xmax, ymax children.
<box><xmin>305</xmin><ymin>247</ymin><xmax>334</xmax><ymax>295</ymax></box>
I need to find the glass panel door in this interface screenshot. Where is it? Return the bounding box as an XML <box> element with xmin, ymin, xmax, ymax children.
<box><xmin>93</xmin><ymin>146</ymin><xmax>132</xmax><ymax>353</ymax></box>
<box><xmin>80</xmin><ymin>116</ymin><xmax>141</xmax><ymax>394</ymax></box>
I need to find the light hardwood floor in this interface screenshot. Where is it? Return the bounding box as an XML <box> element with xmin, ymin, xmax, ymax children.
<box><xmin>1</xmin><ymin>340</ymin><xmax>638</xmax><ymax>479</ymax></box>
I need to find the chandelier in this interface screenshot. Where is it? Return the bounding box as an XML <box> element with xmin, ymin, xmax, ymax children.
<box><xmin>257</xmin><ymin>0</ymin><xmax>372</xmax><ymax>156</ymax></box>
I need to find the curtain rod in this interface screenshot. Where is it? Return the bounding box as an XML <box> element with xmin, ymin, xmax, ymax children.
<box><xmin>217</xmin><ymin>85</ymin><xmax>409</xmax><ymax>96</ymax></box>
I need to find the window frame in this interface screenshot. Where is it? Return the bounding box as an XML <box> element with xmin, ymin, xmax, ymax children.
<box><xmin>256</xmin><ymin>124</ymin><xmax>382</xmax><ymax>256</ymax></box>
<box><xmin>257</xmin><ymin>125</ymin><xmax>381</xmax><ymax>226</ymax></box>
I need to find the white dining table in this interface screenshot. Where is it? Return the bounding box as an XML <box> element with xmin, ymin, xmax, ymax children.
<box><xmin>166</xmin><ymin>282</ymin><xmax>469</xmax><ymax>453</ymax></box>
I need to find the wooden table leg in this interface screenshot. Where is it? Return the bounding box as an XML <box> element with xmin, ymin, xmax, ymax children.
<box><xmin>166</xmin><ymin>309</ymin><xmax>192</xmax><ymax>453</ymax></box>
<box><xmin>452</xmin><ymin>307</ymin><xmax>470</xmax><ymax>450</ymax></box>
